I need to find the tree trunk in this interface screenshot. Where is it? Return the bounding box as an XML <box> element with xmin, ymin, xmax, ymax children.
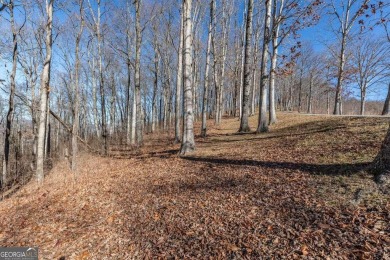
<box><xmin>175</xmin><ymin>9</ymin><xmax>184</xmax><ymax>142</ymax></box>
<box><xmin>298</xmin><ymin>69</ymin><xmax>303</xmax><ymax>113</ymax></box>
<box><xmin>109</xmin><ymin>73</ymin><xmax>116</xmax><ymax>136</ymax></box>
<box><xmin>239</xmin><ymin>5</ymin><xmax>247</xmax><ymax>121</ymax></box>
<box><xmin>2</xmin><ymin>0</ymin><xmax>17</xmax><ymax>188</ymax></box>
<box><xmin>36</xmin><ymin>0</ymin><xmax>54</xmax><ymax>184</ymax></box>
<box><xmin>213</xmin><ymin>46</ymin><xmax>221</xmax><ymax>125</ymax></box>
<box><xmin>257</xmin><ymin>0</ymin><xmax>272</xmax><ymax>133</ymax></box>
<box><xmin>126</xmin><ymin>57</ymin><xmax>132</xmax><ymax>143</ymax></box>
<box><xmin>233</xmin><ymin>25</ymin><xmax>241</xmax><ymax>118</ymax></box>
<box><xmin>72</xmin><ymin>0</ymin><xmax>84</xmax><ymax>173</ymax></box>
<box><xmin>152</xmin><ymin>30</ymin><xmax>159</xmax><ymax>133</ymax></box>
<box><xmin>239</xmin><ymin>0</ymin><xmax>253</xmax><ymax>133</ymax></box>
<box><xmin>307</xmin><ymin>75</ymin><xmax>313</xmax><ymax>114</ymax></box>
<box><xmin>163</xmin><ymin>61</ymin><xmax>172</xmax><ymax>131</ymax></box>
<box><xmin>382</xmin><ymin>83</ymin><xmax>390</xmax><ymax>115</ymax></box>
<box><xmin>334</xmin><ymin>33</ymin><xmax>346</xmax><ymax>115</ymax></box>
<box><xmin>134</xmin><ymin>0</ymin><xmax>142</xmax><ymax>145</ymax></box>
<box><xmin>201</xmin><ymin>0</ymin><xmax>214</xmax><ymax>137</ymax></box>
<box><xmin>374</xmin><ymin>126</ymin><xmax>390</xmax><ymax>185</ymax></box>
<box><xmin>180</xmin><ymin>0</ymin><xmax>195</xmax><ymax>155</ymax></box>
<box><xmin>250</xmin><ymin>22</ymin><xmax>261</xmax><ymax>116</ymax></box>
<box><xmin>269</xmin><ymin>2</ymin><xmax>281</xmax><ymax>124</ymax></box>
<box><xmin>217</xmin><ymin>9</ymin><xmax>228</xmax><ymax>125</ymax></box>
<box><xmin>131</xmin><ymin>87</ymin><xmax>136</xmax><ymax>144</ymax></box>
<box><xmin>126</xmin><ymin>2</ymin><xmax>132</xmax><ymax>143</ymax></box>
<box><xmin>360</xmin><ymin>88</ymin><xmax>366</xmax><ymax>116</ymax></box>
<box><xmin>327</xmin><ymin>91</ymin><xmax>330</xmax><ymax>115</ymax></box>
<box><xmin>95</xmin><ymin>0</ymin><xmax>108</xmax><ymax>155</ymax></box>
<box><xmin>89</xmin><ymin>53</ymin><xmax>100</xmax><ymax>138</ymax></box>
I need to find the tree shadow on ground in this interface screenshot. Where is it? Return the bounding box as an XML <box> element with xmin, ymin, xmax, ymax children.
<box><xmin>182</xmin><ymin>156</ymin><xmax>371</xmax><ymax>177</ymax></box>
<box><xmin>203</xmin><ymin>117</ymin><xmax>381</xmax><ymax>145</ymax></box>
<box><xmin>135</xmin><ymin>158</ymin><xmax>387</xmax><ymax>258</ymax></box>
<box><xmin>201</xmin><ymin>121</ymin><xmax>350</xmax><ymax>144</ymax></box>
<box><xmin>111</xmin><ymin>149</ymin><xmax>179</xmax><ymax>160</ymax></box>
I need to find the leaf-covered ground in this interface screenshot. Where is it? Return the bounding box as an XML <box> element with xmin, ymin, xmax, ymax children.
<box><xmin>0</xmin><ymin>113</ymin><xmax>389</xmax><ymax>259</ymax></box>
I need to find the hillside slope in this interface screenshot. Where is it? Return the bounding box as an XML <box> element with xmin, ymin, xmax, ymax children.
<box><xmin>0</xmin><ymin>113</ymin><xmax>389</xmax><ymax>259</ymax></box>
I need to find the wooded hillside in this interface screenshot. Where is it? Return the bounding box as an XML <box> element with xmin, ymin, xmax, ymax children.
<box><xmin>0</xmin><ymin>113</ymin><xmax>389</xmax><ymax>258</ymax></box>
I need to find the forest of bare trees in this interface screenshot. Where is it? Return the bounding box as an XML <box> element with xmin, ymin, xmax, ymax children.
<box><xmin>0</xmin><ymin>0</ymin><xmax>389</xmax><ymax>190</ymax></box>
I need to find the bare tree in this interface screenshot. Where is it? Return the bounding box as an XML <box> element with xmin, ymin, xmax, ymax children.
<box><xmin>239</xmin><ymin>0</ymin><xmax>253</xmax><ymax>133</ymax></box>
<box><xmin>257</xmin><ymin>0</ymin><xmax>272</xmax><ymax>133</ymax></box>
<box><xmin>151</xmin><ymin>22</ymin><xmax>159</xmax><ymax>134</ymax></box>
<box><xmin>269</xmin><ymin>0</ymin><xmax>284</xmax><ymax>124</ymax></box>
<box><xmin>175</xmin><ymin>6</ymin><xmax>184</xmax><ymax>143</ymax></box>
<box><xmin>213</xmin><ymin>0</ymin><xmax>231</xmax><ymax>126</ymax></box>
<box><xmin>180</xmin><ymin>0</ymin><xmax>195</xmax><ymax>155</ymax></box>
<box><xmin>250</xmin><ymin>13</ymin><xmax>262</xmax><ymax>116</ymax></box>
<box><xmin>134</xmin><ymin>0</ymin><xmax>142</xmax><ymax>145</ymax></box>
<box><xmin>72</xmin><ymin>0</ymin><xmax>84</xmax><ymax>172</ymax></box>
<box><xmin>330</xmin><ymin>0</ymin><xmax>370</xmax><ymax>115</ymax></box>
<box><xmin>351</xmin><ymin>38</ymin><xmax>389</xmax><ymax>115</ymax></box>
<box><xmin>2</xmin><ymin>0</ymin><xmax>18</xmax><ymax>187</ymax></box>
<box><xmin>201</xmin><ymin>0</ymin><xmax>214</xmax><ymax>137</ymax></box>
<box><xmin>36</xmin><ymin>0</ymin><xmax>54</xmax><ymax>184</ymax></box>
<box><xmin>87</xmin><ymin>0</ymin><xmax>108</xmax><ymax>154</ymax></box>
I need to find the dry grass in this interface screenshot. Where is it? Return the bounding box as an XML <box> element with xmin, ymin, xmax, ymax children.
<box><xmin>0</xmin><ymin>112</ymin><xmax>389</xmax><ymax>259</ymax></box>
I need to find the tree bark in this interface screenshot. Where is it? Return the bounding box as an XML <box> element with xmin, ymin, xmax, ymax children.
<box><xmin>217</xmin><ymin>5</ymin><xmax>229</xmax><ymax>125</ymax></box>
<box><xmin>2</xmin><ymin>0</ymin><xmax>17</xmax><ymax>188</ymax></box>
<box><xmin>250</xmin><ymin>20</ymin><xmax>261</xmax><ymax>116</ymax></box>
<box><xmin>360</xmin><ymin>88</ymin><xmax>366</xmax><ymax>116</ymax></box>
<box><xmin>239</xmin><ymin>5</ymin><xmax>247</xmax><ymax>121</ymax></box>
<box><xmin>126</xmin><ymin>1</ymin><xmax>132</xmax><ymax>143</ymax></box>
<box><xmin>334</xmin><ymin>33</ymin><xmax>346</xmax><ymax>115</ymax></box>
<box><xmin>36</xmin><ymin>0</ymin><xmax>54</xmax><ymax>184</ymax></box>
<box><xmin>175</xmin><ymin>9</ymin><xmax>184</xmax><ymax>142</ymax></box>
<box><xmin>109</xmin><ymin>73</ymin><xmax>116</xmax><ymax>136</ymax></box>
<box><xmin>134</xmin><ymin>0</ymin><xmax>143</xmax><ymax>145</ymax></box>
<box><xmin>72</xmin><ymin>0</ymin><xmax>84</xmax><ymax>173</ymax></box>
<box><xmin>180</xmin><ymin>0</ymin><xmax>195</xmax><ymax>155</ymax></box>
<box><xmin>152</xmin><ymin>26</ymin><xmax>159</xmax><ymax>134</ymax></box>
<box><xmin>88</xmin><ymin>51</ymin><xmax>100</xmax><ymax>138</ymax></box>
<box><xmin>307</xmin><ymin>74</ymin><xmax>313</xmax><ymax>114</ymax></box>
<box><xmin>374</xmin><ymin>126</ymin><xmax>390</xmax><ymax>185</ymax></box>
<box><xmin>382</xmin><ymin>83</ymin><xmax>390</xmax><ymax>115</ymax></box>
<box><xmin>93</xmin><ymin>0</ymin><xmax>108</xmax><ymax>155</ymax></box>
<box><xmin>269</xmin><ymin>0</ymin><xmax>282</xmax><ymax>125</ymax></box>
<box><xmin>257</xmin><ymin>0</ymin><xmax>272</xmax><ymax>133</ymax></box>
<box><xmin>126</xmin><ymin>56</ymin><xmax>132</xmax><ymax>142</ymax></box>
<box><xmin>201</xmin><ymin>0</ymin><xmax>214</xmax><ymax>137</ymax></box>
<box><xmin>239</xmin><ymin>0</ymin><xmax>253</xmax><ymax>133</ymax></box>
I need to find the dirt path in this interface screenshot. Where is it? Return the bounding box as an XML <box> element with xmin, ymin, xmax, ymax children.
<box><xmin>0</xmin><ymin>113</ymin><xmax>389</xmax><ymax>259</ymax></box>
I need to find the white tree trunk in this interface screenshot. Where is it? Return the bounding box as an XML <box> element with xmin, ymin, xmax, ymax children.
<box><xmin>269</xmin><ymin>32</ymin><xmax>279</xmax><ymax>124</ymax></box>
<box><xmin>201</xmin><ymin>0</ymin><xmax>214</xmax><ymax>137</ymax></box>
<box><xmin>180</xmin><ymin>0</ymin><xmax>195</xmax><ymax>155</ymax></box>
<box><xmin>175</xmin><ymin>10</ymin><xmax>184</xmax><ymax>142</ymax></box>
<box><xmin>257</xmin><ymin>0</ymin><xmax>272</xmax><ymax>133</ymax></box>
<box><xmin>36</xmin><ymin>0</ymin><xmax>54</xmax><ymax>184</ymax></box>
<box><xmin>134</xmin><ymin>0</ymin><xmax>142</xmax><ymax>145</ymax></box>
<box><xmin>239</xmin><ymin>0</ymin><xmax>253</xmax><ymax>133</ymax></box>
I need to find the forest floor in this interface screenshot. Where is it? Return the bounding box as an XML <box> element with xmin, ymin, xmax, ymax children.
<box><xmin>0</xmin><ymin>112</ymin><xmax>389</xmax><ymax>259</ymax></box>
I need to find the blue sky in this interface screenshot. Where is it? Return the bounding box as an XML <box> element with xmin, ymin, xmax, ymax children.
<box><xmin>0</xmin><ymin>0</ymin><xmax>388</xmax><ymax>103</ymax></box>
